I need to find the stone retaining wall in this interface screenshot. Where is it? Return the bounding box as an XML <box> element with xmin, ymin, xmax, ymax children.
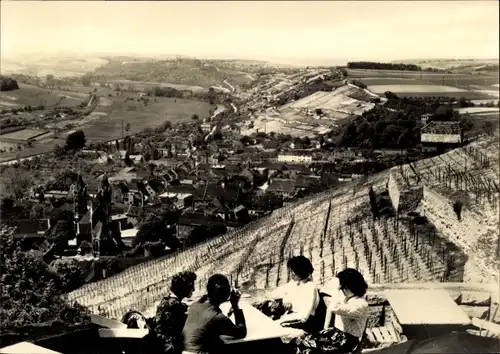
<box><xmin>421</xmin><ymin>186</ymin><xmax>498</xmax><ymax>284</ymax></box>
<box><xmin>388</xmin><ymin>168</ymin><xmax>424</xmax><ymax>215</ymax></box>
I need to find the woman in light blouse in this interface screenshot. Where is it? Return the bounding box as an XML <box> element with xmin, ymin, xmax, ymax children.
<box><xmin>324</xmin><ymin>268</ymin><xmax>369</xmax><ymax>352</ymax></box>
<box><xmin>271</xmin><ymin>256</ymin><xmax>322</xmax><ymax>333</ymax></box>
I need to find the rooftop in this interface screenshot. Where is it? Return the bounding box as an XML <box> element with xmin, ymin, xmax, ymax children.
<box><xmin>421</xmin><ymin>121</ymin><xmax>462</xmax><ymax>135</ymax></box>
<box><xmin>159</xmin><ymin>192</ymin><xmax>192</xmax><ymax>200</ymax></box>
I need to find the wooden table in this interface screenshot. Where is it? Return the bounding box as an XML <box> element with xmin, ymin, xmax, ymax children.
<box><xmin>219</xmin><ymin>300</ymin><xmax>303</xmax><ymax>353</ymax></box>
<box><xmin>385</xmin><ymin>289</ymin><xmax>471</xmax><ymax>339</ymax></box>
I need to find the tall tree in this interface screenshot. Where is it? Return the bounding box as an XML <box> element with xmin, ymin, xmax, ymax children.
<box><xmin>65</xmin><ymin>130</ymin><xmax>86</xmax><ymax>151</ymax></box>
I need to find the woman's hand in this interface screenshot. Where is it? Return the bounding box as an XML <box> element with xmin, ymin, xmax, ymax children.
<box><xmin>230</xmin><ymin>289</ymin><xmax>241</xmax><ymax>309</ymax></box>
<box><xmin>282</xmin><ymin>302</ymin><xmax>293</xmax><ymax>312</ymax></box>
<box><xmin>280</xmin><ymin>319</ymin><xmax>303</xmax><ymax>327</ymax></box>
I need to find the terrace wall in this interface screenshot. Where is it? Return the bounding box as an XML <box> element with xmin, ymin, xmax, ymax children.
<box><xmin>387</xmin><ymin>169</ymin><xmax>423</xmax><ymax>215</ymax></box>
<box><xmin>421</xmin><ymin>186</ymin><xmax>476</xmax><ymax>253</ymax></box>
<box><xmin>387</xmin><ymin>171</ymin><xmax>400</xmax><ymax>211</ymax></box>
<box><xmin>420</xmin><ymin>186</ymin><xmax>498</xmax><ymax>283</ymax></box>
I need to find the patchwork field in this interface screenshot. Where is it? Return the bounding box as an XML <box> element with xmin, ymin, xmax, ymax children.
<box><xmin>0</xmin><ymin>92</ymin><xmax>212</xmax><ymax>161</ymax></box>
<box><xmin>81</xmin><ymin>96</ymin><xmax>212</xmax><ymax>141</ymax></box>
<box><xmin>241</xmin><ymin>84</ymin><xmax>371</xmax><ymax>137</ymax></box>
<box><xmin>361</xmin><ymin>78</ymin><xmax>429</xmax><ymax>85</ymax></box>
<box><xmin>369</xmin><ymin>84</ymin><xmax>465</xmax><ymax>93</ymax></box>
<box><xmin>456</xmin><ymin>107</ymin><xmax>499</xmax><ymax>115</ymax></box>
<box><xmin>0</xmin><ymin>128</ymin><xmax>49</xmax><ymax>141</ymax></box>
<box><xmin>347</xmin><ymin>69</ymin><xmax>499</xmax><ymax>96</ymax></box>
<box><xmin>367</xmin><ymin>84</ymin><xmax>492</xmax><ymax>99</ymax></box>
<box><xmin>284</xmin><ymin>85</ymin><xmax>376</xmax><ymax>115</ymax></box>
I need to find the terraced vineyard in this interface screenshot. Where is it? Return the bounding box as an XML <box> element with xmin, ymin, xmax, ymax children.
<box><xmin>68</xmin><ymin>175</ymin><xmax>455</xmax><ymax>319</ymax></box>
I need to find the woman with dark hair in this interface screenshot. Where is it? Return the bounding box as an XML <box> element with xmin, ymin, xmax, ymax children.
<box><xmin>149</xmin><ymin>271</ymin><xmax>197</xmax><ymax>354</ymax></box>
<box><xmin>294</xmin><ymin>268</ymin><xmax>369</xmax><ymax>354</ymax></box>
<box><xmin>183</xmin><ymin>274</ymin><xmax>247</xmax><ymax>354</ymax></box>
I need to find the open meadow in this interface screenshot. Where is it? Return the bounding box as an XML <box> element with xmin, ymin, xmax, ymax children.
<box><xmin>0</xmin><ymin>84</ymin><xmax>87</xmax><ymax>109</ymax></box>
<box><xmin>81</xmin><ymin>96</ymin><xmax>212</xmax><ymax>141</ymax></box>
<box><xmin>0</xmin><ymin>128</ymin><xmax>48</xmax><ymax>141</ymax></box>
<box><xmin>105</xmin><ymin>79</ymin><xmax>209</xmax><ymax>94</ymax></box>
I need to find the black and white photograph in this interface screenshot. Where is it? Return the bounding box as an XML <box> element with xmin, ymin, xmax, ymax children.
<box><xmin>0</xmin><ymin>1</ymin><xmax>499</xmax><ymax>353</ymax></box>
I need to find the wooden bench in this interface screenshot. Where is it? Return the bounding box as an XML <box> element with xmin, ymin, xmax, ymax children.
<box><xmin>365</xmin><ymin>320</ymin><xmax>405</xmax><ymax>348</ymax></box>
<box><xmin>469</xmin><ymin>318</ymin><xmax>500</xmax><ymax>338</ymax></box>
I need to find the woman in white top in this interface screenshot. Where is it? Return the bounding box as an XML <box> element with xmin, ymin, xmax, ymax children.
<box><xmin>271</xmin><ymin>256</ymin><xmax>321</xmax><ymax>331</ymax></box>
<box><xmin>329</xmin><ymin>269</ymin><xmax>369</xmax><ymax>341</ymax></box>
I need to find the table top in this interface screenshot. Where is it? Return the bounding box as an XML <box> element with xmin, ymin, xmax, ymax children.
<box><xmin>90</xmin><ymin>314</ymin><xmax>127</xmax><ymax>329</ymax></box>
<box><xmin>385</xmin><ymin>289</ymin><xmax>471</xmax><ymax>326</ymax></box>
<box><xmin>0</xmin><ymin>342</ymin><xmax>61</xmax><ymax>354</ymax></box>
<box><xmin>219</xmin><ymin>301</ymin><xmax>304</xmax><ymax>344</ymax></box>
<box><xmin>98</xmin><ymin>328</ymin><xmax>149</xmax><ymax>339</ymax></box>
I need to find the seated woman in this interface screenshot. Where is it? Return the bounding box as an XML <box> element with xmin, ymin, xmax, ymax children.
<box><xmin>271</xmin><ymin>256</ymin><xmax>323</xmax><ymax>333</ymax></box>
<box><xmin>183</xmin><ymin>274</ymin><xmax>247</xmax><ymax>354</ymax></box>
<box><xmin>295</xmin><ymin>268</ymin><xmax>369</xmax><ymax>354</ymax></box>
<box><xmin>150</xmin><ymin>271</ymin><xmax>197</xmax><ymax>354</ymax></box>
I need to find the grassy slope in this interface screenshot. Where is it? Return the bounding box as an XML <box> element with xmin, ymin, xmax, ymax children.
<box><xmin>0</xmin><ymin>84</ymin><xmax>87</xmax><ymax>109</ymax></box>
<box><xmin>82</xmin><ymin>96</ymin><xmax>211</xmax><ymax>141</ymax></box>
<box><xmin>90</xmin><ymin>58</ymin><xmax>253</xmax><ymax>88</ymax></box>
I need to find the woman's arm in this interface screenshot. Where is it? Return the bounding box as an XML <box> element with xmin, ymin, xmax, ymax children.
<box><xmin>329</xmin><ymin>299</ymin><xmax>368</xmax><ymax>318</ymax></box>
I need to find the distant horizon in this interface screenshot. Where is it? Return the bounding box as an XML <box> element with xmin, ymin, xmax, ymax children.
<box><xmin>2</xmin><ymin>1</ymin><xmax>498</xmax><ymax>64</ymax></box>
<box><xmin>2</xmin><ymin>51</ymin><xmax>499</xmax><ymax>68</ymax></box>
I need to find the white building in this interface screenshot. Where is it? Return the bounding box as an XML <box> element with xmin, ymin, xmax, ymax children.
<box><xmin>277</xmin><ymin>151</ymin><xmax>313</xmax><ymax>163</ymax></box>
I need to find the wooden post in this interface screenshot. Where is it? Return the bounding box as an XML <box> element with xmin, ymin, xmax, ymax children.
<box><xmin>321</xmin><ymin>260</ymin><xmax>325</xmax><ymax>285</ymax></box>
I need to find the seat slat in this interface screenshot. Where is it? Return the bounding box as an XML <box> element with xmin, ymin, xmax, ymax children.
<box><xmin>380</xmin><ymin>326</ymin><xmax>396</xmax><ymax>343</ymax></box>
<box><xmin>365</xmin><ymin>328</ymin><xmax>376</xmax><ymax>343</ymax></box>
<box><xmin>371</xmin><ymin>327</ymin><xmax>386</xmax><ymax>343</ymax></box>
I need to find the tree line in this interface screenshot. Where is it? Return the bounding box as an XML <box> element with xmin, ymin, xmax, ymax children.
<box><xmin>331</xmin><ymin>95</ymin><xmax>471</xmax><ymax>150</ymax></box>
<box><xmin>347</xmin><ymin>61</ymin><xmax>423</xmax><ymax>71</ymax></box>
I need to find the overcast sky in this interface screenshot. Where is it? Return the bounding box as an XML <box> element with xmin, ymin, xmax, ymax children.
<box><xmin>1</xmin><ymin>1</ymin><xmax>498</xmax><ymax>63</ymax></box>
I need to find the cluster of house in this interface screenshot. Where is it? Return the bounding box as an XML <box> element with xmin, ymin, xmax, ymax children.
<box><xmin>12</xmin><ymin>145</ymin><xmax>346</xmax><ymax>257</ymax></box>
